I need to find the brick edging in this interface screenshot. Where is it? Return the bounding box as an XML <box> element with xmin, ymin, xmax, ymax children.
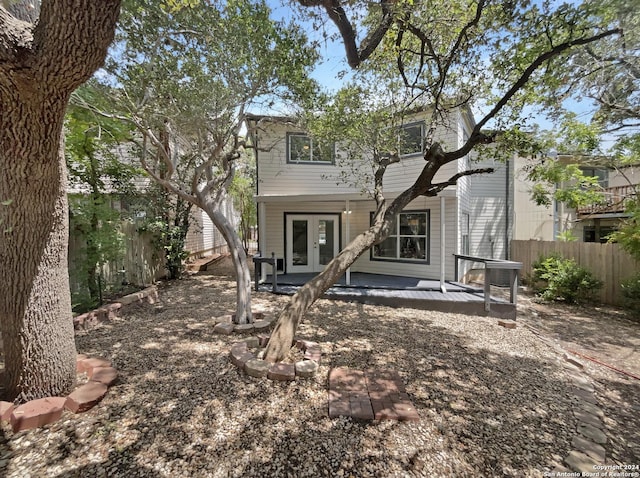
<box><xmin>73</xmin><ymin>286</ymin><xmax>158</xmax><ymax>330</ymax></box>
<box><xmin>229</xmin><ymin>336</ymin><xmax>321</xmax><ymax>381</ymax></box>
<box><xmin>1</xmin><ymin>354</ymin><xmax>118</xmax><ymax>433</ymax></box>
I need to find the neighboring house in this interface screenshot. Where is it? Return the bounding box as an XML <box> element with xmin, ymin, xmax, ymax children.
<box><xmin>185</xmin><ymin>199</ymin><xmax>236</xmax><ymax>259</ymax></box>
<box><xmin>511</xmin><ymin>155</ymin><xmax>639</xmax><ymax>243</ymax></box>
<box><xmin>246</xmin><ymin>109</ymin><xmax>511</xmax><ymax>284</ymax></box>
<box><xmin>575</xmin><ymin>163</ymin><xmax>639</xmax><ymax>242</ymax></box>
<box><xmin>67</xmin><ymin>142</ymin><xmax>235</xmax><ymax>285</ymax></box>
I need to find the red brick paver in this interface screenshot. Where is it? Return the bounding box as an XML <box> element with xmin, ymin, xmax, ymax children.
<box><xmin>328</xmin><ymin>367</ymin><xmax>419</xmax><ymax>422</ymax></box>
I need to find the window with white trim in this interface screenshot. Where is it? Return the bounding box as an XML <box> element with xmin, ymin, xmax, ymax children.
<box><xmin>287</xmin><ymin>133</ymin><xmax>334</xmax><ymax>164</ymax></box>
<box><xmin>372</xmin><ymin>210</ymin><xmax>430</xmax><ymax>262</ymax></box>
<box><xmin>399</xmin><ymin>122</ymin><xmax>425</xmax><ymax>157</ymax></box>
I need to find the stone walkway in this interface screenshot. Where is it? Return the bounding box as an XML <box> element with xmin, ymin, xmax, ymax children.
<box><xmin>525</xmin><ymin>325</ymin><xmax>610</xmax><ymax>474</ymax></box>
<box><xmin>328</xmin><ymin>368</ymin><xmax>419</xmax><ymax>421</ymax></box>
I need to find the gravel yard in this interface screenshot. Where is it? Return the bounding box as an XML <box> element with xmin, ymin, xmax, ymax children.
<box><xmin>0</xmin><ymin>258</ymin><xmax>638</xmax><ymax>477</ymax></box>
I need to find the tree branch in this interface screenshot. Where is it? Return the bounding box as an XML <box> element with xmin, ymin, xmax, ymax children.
<box><xmin>31</xmin><ymin>0</ymin><xmax>121</xmax><ymax>90</ymax></box>
<box><xmin>425</xmin><ymin>167</ymin><xmax>494</xmax><ymax>196</ymax></box>
<box><xmin>297</xmin><ymin>0</ymin><xmax>400</xmax><ymax>68</ymax></box>
<box><xmin>473</xmin><ymin>28</ymin><xmax>621</xmax><ymax>135</ymax></box>
<box><xmin>0</xmin><ymin>6</ymin><xmax>33</xmax><ymax>65</ymax></box>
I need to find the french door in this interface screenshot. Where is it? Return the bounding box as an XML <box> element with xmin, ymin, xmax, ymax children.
<box><xmin>286</xmin><ymin>214</ymin><xmax>340</xmax><ymax>273</ymax></box>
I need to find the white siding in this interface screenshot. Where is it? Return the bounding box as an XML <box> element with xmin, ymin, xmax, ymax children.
<box><xmin>185</xmin><ymin>199</ymin><xmax>236</xmax><ymax>257</ymax></box>
<box><xmin>256</xmin><ymin>122</ymin><xmax>357</xmax><ymax>197</ymax></box>
<box><xmin>262</xmin><ymin>195</ymin><xmax>458</xmax><ymax>280</ymax></box>
<box><xmin>512</xmin><ymin>156</ymin><xmax>556</xmax><ymax>241</ymax></box>
<box><xmin>467</xmin><ymin>159</ymin><xmax>510</xmax><ymax>260</ymax></box>
<box><xmin>255</xmin><ymin>113</ymin><xmax>464</xmax><ymax>198</ymax></box>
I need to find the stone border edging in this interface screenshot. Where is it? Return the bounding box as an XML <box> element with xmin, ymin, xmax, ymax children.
<box><xmin>522</xmin><ymin>324</ymin><xmax>609</xmax><ymax>474</ymax></box>
<box><xmin>213</xmin><ymin>312</ymin><xmax>274</xmax><ymax>335</ymax></box>
<box><xmin>72</xmin><ymin>286</ymin><xmax>158</xmax><ymax>331</ymax></box>
<box><xmin>229</xmin><ymin>336</ymin><xmax>321</xmax><ymax>381</ymax></box>
<box><xmin>0</xmin><ymin>354</ymin><xmax>118</xmax><ymax>433</ymax></box>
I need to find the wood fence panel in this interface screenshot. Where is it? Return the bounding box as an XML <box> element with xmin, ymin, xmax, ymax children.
<box><xmin>511</xmin><ymin>240</ymin><xmax>639</xmax><ymax>306</ymax></box>
<box><xmin>68</xmin><ymin>221</ymin><xmax>165</xmax><ymax>296</ymax></box>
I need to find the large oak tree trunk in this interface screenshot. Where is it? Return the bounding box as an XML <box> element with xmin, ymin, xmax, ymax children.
<box><xmin>0</xmin><ymin>1</ymin><xmax>121</xmax><ymax>402</ymax></box>
<box><xmin>0</xmin><ymin>91</ymin><xmax>77</xmax><ymax>401</ymax></box>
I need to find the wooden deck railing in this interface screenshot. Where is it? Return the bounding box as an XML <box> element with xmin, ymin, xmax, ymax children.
<box><xmin>577</xmin><ymin>184</ymin><xmax>637</xmax><ymax>215</ymax></box>
<box><xmin>453</xmin><ymin>254</ymin><xmax>522</xmax><ymax>313</ymax></box>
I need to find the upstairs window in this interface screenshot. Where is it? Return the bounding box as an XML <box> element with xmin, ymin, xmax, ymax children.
<box><xmin>580</xmin><ymin>167</ymin><xmax>609</xmax><ymax>188</ymax></box>
<box><xmin>372</xmin><ymin>210</ymin><xmax>430</xmax><ymax>262</ymax></box>
<box><xmin>399</xmin><ymin>122</ymin><xmax>425</xmax><ymax>157</ymax></box>
<box><xmin>287</xmin><ymin>133</ymin><xmax>334</xmax><ymax>164</ymax></box>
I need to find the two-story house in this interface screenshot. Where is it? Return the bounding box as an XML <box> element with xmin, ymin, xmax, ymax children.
<box><xmin>246</xmin><ymin>108</ymin><xmax>513</xmax><ymax>286</ymax></box>
<box><xmin>511</xmin><ymin>155</ymin><xmax>639</xmax><ymax>243</ymax></box>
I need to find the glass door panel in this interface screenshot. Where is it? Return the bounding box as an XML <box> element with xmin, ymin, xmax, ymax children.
<box><xmin>317</xmin><ymin>219</ymin><xmax>335</xmax><ymax>266</ymax></box>
<box><xmin>292</xmin><ymin>220</ymin><xmax>309</xmax><ymax>266</ymax></box>
<box><xmin>286</xmin><ymin>214</ymin><xmax>340</xmax><ymax>273</ymax></box>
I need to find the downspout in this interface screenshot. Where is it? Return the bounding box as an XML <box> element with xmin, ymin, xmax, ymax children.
<box><xmin>440</xmin><ymin>196</ymin><xmax>447</xmax><ymax>293</ymax></box>
<box><xmin>345</xmin><ymin>199</ymin><xmax>351</xmax><ymax>286</ymax></box>
<box><xmin>505</xmin><ymin>157</ymin><xmax>510</xmax><ymax>260</ymax></box>
<box><xmin>251</xmin><ymin>120</ymin><xmax>267</xmax><ymax>283</ymax></box>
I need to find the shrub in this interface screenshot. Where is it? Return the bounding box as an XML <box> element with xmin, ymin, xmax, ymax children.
<box><xmin>621</xmin><ymin>273</ymin><xmax>640</xmax><ymax>317</ymax></box>
<box><xmin>531</xmin><ymin>254</ymin><xmax>603</xmax><ymax>304</ymax></box>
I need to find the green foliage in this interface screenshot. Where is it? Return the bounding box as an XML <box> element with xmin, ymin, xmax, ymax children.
<box><xmin>140</xmin><ymin>220</ymin><xmax>191</xmax><ymax>280</ymax></box>
<box><xmin>620</xmin><ymin>273</ymin><xmax>640</xmax><ymax>317</ymax></box>
<box><xmin>556</xmin><ymin>230</ymin><xmax>578</xmax><ymax>242</ymax></box>
<box><xmin>229</xmin><ymin>152</ymin><xmax>257</xmax><ymax>252</ymax></box>
<box><xmin>532</xmin><ymin>254</ymin><xmax>603</xmax><ymax>304</ymax></box>
<box><xmin>608</xmin><ymin>197</ymin><xmax>640</xmax><ymax>261</ymax></box>
<box><xmin>527</xmin><ymin>160</ymin><xmax>607</xmax><ymax>209</ymax></box>
<box><xmin>65</xmin><ymin>83</ymin><xmax>140</xmax><ymax>310</ymax></box>
<box><xmin>133</xmin><ymin>181</ymin><xmax>193</xmax><ymax>281</ymax></box>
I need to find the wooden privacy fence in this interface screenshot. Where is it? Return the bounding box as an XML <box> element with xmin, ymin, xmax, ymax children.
<box><xmin>68</xmin><ymin>221</ymin><xmax>165</xmax><ymax>296</ymax></box>
<box><xmin>511</xmin><ymin>240</ymin><xmax>639</xmax><ymax>306</ymax></box>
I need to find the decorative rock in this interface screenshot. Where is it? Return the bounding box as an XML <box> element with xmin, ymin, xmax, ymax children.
<box><xmin>90</xmin><ymin>367</ymin><xmax>119</xmax><ymax>386</ymax></box>
<box><xmin>230</xmin><ymin>342</ymin><xmax>247</xmax><ymax>354</ymax></box>
<box><xmin>66</xmin><ymin>382</ymin><xmax>108</xmax><ymax>413</ymax></box>
<box><xmin>574</xmin><ymin>408</ymin><xmax>602</xmax><ymax>428</ymax></box>
<box><xmin>564</xmin><ymin>450</ymin><xmax>599</xmax><ymax>474</ymax></box>
<box><xmin>11</xmin><ymin>397</ymin><xmax>67</xmax><ymax>432</ymax></box>
<box><xmin>230</xmin><ymin>348</ymin><xmax>254</xmax><ymax>368</ymax></box>
<box><xmin>578</xmin><ymin>423</ymin><xmax>607</xmax><ymax>444</ymax></box>
<box><xmin>245</xmin><ymin>359</ymin><xmax>270</xmax><ymax>378</ymax></box>
<box><xmin>234</xmin><ymin>323</ymin><xmax>255</xmax><ymax>333</ymax></box>
<box><xmin>146</xmin><ymin>287</ymin><xmax>158</xmax><ymax>304</ymax></box>
<box><xmin>571</xmin><ymin>387</ymin><xmax>599</xmax><ymax>404</ymax></box>
<box><xmin>214</xmin><ymin>315</ymin><xmax>232</xmax><ymax>324</ymax></box>
<box><xmin>328</xmin><ymin>399</ymin><xmax>350</xmax><ymax>418</ymax></box>
<box><xmin>497</xmin><ymin>319</ymin><xmax>516</xmax><ymax>329</ymax></box>
<box><xmin>563</xmin><ymin>353</ymin><xmax>585</xmax><ymax>369</ymax></box>
<box><xmin>572</xmin><ymin>436</ymin><xmax>606</xmax><ymax>463</ymax></box>
<box><xmin>257</xmin><ymin>334</ymin><xmax>270</xmax><ymax>347</ymax></box>
<box><xmin>79</xmin><ymin>357</ymin><xmax>112</xmax><ymax>375</ymax></box>
<box><xmin>213</xmin><ymin>322</ymin><xmax>235</xmax><ymax>335</ymax></box>
<box><xmin>304</xmin><ymin>346</ymin><xmax>322</xmax><ymax>363</ymax></box>
<box><xmin>295</xmin><ymin>360</ymin><xmax>319</xmax><ymax>378</ymax></box>
<box><xmin>572</xmin><ymin>379</ymin><xmax>595</xmax><ymax>393</ymax></box>
<box><xmin>296</xmin><ymin>339</ymin><xmax>316</xmax><ymax>350</ymax></box>
<box><xmin>578</xmin><ymin>400</ymin><xmax>604</xmax><ymax>418</ymax></box>
<box><xmin>243</xmin><ymin>337</ymin><xmax>260</xmax><ymax>349</ymax></box>
<box><xmin>268</xmin><ymin>363</ymin><xmax>296</xmax><ymax>381</ymax></box>
<box><xmin>231</xmin><ymin>311</ymin><xmax>264</xmax><ymax>322</ymax></box>
<box><xmin>0</xmin><ymin>401</ymin><xmax>14</xmax><ymax>422</ymax></box>
<box><xmin>253</xmin><ymin>320</ymin><xmax>271</xmax><ymax>331</ymax></box>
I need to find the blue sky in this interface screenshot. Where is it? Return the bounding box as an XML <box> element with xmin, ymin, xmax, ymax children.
<box><xmin>264</xmin><ymin>0</ymin><xmax>607</xmax><ymax>140</ymax></box>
